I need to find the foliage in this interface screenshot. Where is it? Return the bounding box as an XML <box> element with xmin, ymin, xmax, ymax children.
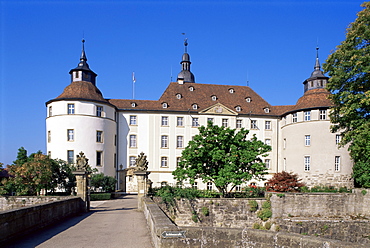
<box><xmin>265</xmin><ymin>171</ymin><xmax>305</xmax><ymax>192</ymax></box>
<box><xmin>173</xmin><ymin>122</ymin><xmax>271</xmax><ymax>197</ymax></box>
<box><xmin>248</xmin><ymin>200</ymin><xmax>258</xmax><ymax>212</ymax></box>
<box><xmin>1</xmin><ymin>148</ymin><xmax>74</xmax><ymax>196</ymax></box>
<box><xmin>90</xmin><ymin>193</ymin><xmax>112</xmax><ymax>201</ymax></box>
<box><xmin>362</xmin><ymin>189</ymin><xmax>367</xmax><ymax>195</ymax></box>
<box><xmin>241</xmin><ymin>185</ymin><xmax>265</xmax><ymax>198</ymax></box>
<box><xmin>276</xmin><ymin>193</ymin><xmax>285</xmax><ymax>198</ymax></box>
<box><xmin>90</xmin><ymin>173</ymin><xmax>116</xmax><ymax>192</ymax></box>
<box><xmin>253</xmin><ymin>222</ymin><xmax>261</xmax><ymax>229</ymax></box>
<box><xmin>323</xmin><ymin>2</ymin><xmax>370</xmax><ymax>188</ymax></box>
<box><xmin>192</xmin><ymin>211</ymin><xmax>199</xmax><ymax>223</ymax></box>
<box><xmin>201</xmin><ymin>206</ymin><xmax>209</xmax><ymax>216</ymax></box>
<box><xmin>257</xmin><ymin>199</ymin><xmax>272</xmax><ymax>221</ymax></box>
<box><xmin>300</xmin><ymin>185</ymin><xmax>351</xmax><ymax>193</ymax></box>
<box><xmin>264</xmin><ymin>221</ymin><xmax>272</xmax><ymax>230</ymax></box>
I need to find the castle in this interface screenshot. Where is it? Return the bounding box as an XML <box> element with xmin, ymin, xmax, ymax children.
<box><xmin>46</xmin><ymin>40</ymin><xmax>353</xmax><ymax>191</ymax></box>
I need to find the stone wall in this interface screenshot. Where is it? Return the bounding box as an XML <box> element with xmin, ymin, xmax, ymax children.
<box><xmin>270</xmin><ymin>189</ymin><xmax>370</xmax><ymax>218</ymax></box>
<box><xmin>0</xmin><ymin>197</ymin><xmax>84</xmax><ymax>243</ymax></box>
<box><xmin>143</xmin><ymin>197</ymin><xmax>366</xmax><ymax>248</ymax></box>
<box><xmin>153</xmin><ymin>197</ymin><xmax>265</xmax><ymax>228</ymax></box>
<box><xmin>0</xmin><ymin>196</ymin><xmax>72</xmax><ymax>211</ymax></box>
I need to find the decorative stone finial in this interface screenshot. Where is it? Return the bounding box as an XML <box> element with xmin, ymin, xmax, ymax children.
<box><xmin>76</xmin><ymin>151</ymin><xmax>89</xmax><ymax>171</ymax></box>
<box><xmin>135</xmin><ymin>152</ymin><xmax>149</xmax><ymax>171</ymax></box>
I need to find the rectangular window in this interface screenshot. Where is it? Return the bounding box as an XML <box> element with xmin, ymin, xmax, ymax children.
<box><xmin>207</xmin><ymin>118</ymin><xmax>214</xmax><ymax>123</ymax></box>
<box><xmin>222</xmin><ymin>119</ymin><xmax>228</xmax><ymax>127</ymax></box>
<box><xmin>251</xmin><ymin>120</ymin><xmax>258</xmax><ymax>129</ymax></box>
<box><xmin>129</xmin><ymin>156</ymin><xmax>136</xmax><ymax>167</ymax></box>
<box><xmin>48</xmin><ymin>131</ymin><xmax>51</xmax><ymax>143</ymax></box>
<box><xmin>335</xmin><ymin>156</ymin><xmax>340</xmax><ymax>171</ymax></box>
<box><xmin>161</xmin><ymin>135</ymin><xmax>168</xmax><ymax>148</ymax></box>
<box><xmin>265</xmin><ymin>139</ymin><xmax>271</xmax><ymax>146</ymax></box>
<box><xmin>283</xmin><ymin>158</ymin><xmax>286</xmax><ymax>171</ymax></box>
<box><xmin>283</xmin><ymin>138</ymin><xmax>286</xmax><ymax>149</ymax></box>
<box><xmin>96</xmin><ymin>151</ymin><xmax>103</xmax><ymax>166</ymax></box>
<box><xmin>161</xmin><ymin>157</ymin><xmax>168</xmax><ymax>167</ymax></box>
<box><xmin>161</xmin><ymin>116</ymin><xmax>168</xmax><ymax>126</ymax></box>
<box><xmin>304</xmin><ymin>156</ymin><xmax>310</xmax><ymax>171</ymax></box>
<box><xmin>176</xmin><ymin>157</ymin><xmax>181</xmax><ymax>167</ymax></box>
<box><xmin>192</xmin><ymin>117</ymin><xmax>199</xmax><ymax>127</ymax></box>
<box><xmin>236</xmin><ymin>119</ymin><xmax>242</xmax><ymax>129</ymax></box>
<box><xmin>192</xmin><ymin>182</ymin><xmax>198</xmax><ymax>189</ymax></box>
<box><xmin>96</xmin><ymin>106</ymin><xmax>103</xmax><ymax>117</ymax></box>
<box><xmin>265</xmin><ymin>121</ymin><xmax>271</xmax><ymax>130</ymax></box>
<box><xmin>304</xmin><ymin>111</ymin><xmax>311</xmax><ymax>121</ymax></box>
<box><xmin>114</xmin><ymin>135</ymin><xmax>117</xmax><ymax>146</ymax></box>
<box><xmin>319</xmin><ymin>110</ymin><xmax>327</xmax><ymax>120</ymax></box>
<box><xmin>207</xmin><ymin>182</ymin><xmax>213</xmax><ymax>191</ymax></box>
<box><xmin>130</xmin><ymin>115</ymin><xmax>137</xmax><ymax>125</ymax></box>
<box><xmin>336</xmin><ymin>134</ymin><xmax>341</xmax><ymax>145</ymax></box>
<box><xmin>305</xmin><ymin>135</ymin><xmax>311</xmax><ymax>146</ymax></box>
<box><xmin>96</xmin><ymin>131</ymin><xmax>103</xmax><ymax>143</ymax></box>
<box><xmin>177</xmin><ymin>117</ymin><xmax>184</xmax><ymax>126</ymax></box>
<box><xmin>235</xmin><ymin>185</ymin><xmax>241</xmax><ymax>192</ymax></box>
<box><xmin>292</xmin><ymin>113</ymin><xmax>297</xmax><ymax>123</ymax></box>
<box><xmin>48</xmin><ymin>106</ymin><xmax>52</xmax><ymax>117</ymax></box>
<box><xmin>67</xmin><ymin>150</ymin><xmax>74</xmax><ymax>164</ymax></box>
<box><xmin>177</xmin><ymin>136</ymin><xmax>183</xmax><ymax>148</ymax></box>
<box><xmin>67</xmin><ymin>129</ymin><xmax>74</xmax><ymax>141</ymax></box>
<box><xmin>265</xmin><ymin>159</ymin><xmax>270</xmax><ymax>169</ymax></box>
<box><xmin>68</xmin><ymin>104</ymin><xmax>75</xmax><ymax>115</ymax></box>
<box><xmin>129</xmin><ymin>135</ymin><xmax>137</xmax><ymax>147</ymax></box>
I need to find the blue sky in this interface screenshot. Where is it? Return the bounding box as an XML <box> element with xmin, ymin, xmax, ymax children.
<box><xmin>0</xmin><ymin>0</ymin><xmax>365</xmax><ymax>165</ymax></box>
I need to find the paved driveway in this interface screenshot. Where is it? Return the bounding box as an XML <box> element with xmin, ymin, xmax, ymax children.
<box><xmin>5</xmin><ymin>195</ymin><xmax>154</xmax><ymax>248</ymax></box>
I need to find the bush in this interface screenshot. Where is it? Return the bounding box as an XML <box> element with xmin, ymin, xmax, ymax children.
<box><xmin>201</xmin><ymin>206</ymin><xmax>209</xmax><ymax>216</ymax></box>
<box><xmin>257</xmin><ymin>208</ymin><xmax>272</xmax><ymax>221</ymax></box>
<box><xmin>90</xmin><ymin>173</ymin><xmax>117</xmax><ymax>193</ymax></box>
<box><xmin>253</xmin><ymin>223</ymin><xmax>261</xmax><ymax>229</ymax></box>
<box><xmin>265</xmin><ymin>221</ymin><xmax>272</xmax><ymax>230</ymax></box>
<box><xmin>90</xmin><ymin>193</ymin><xmax>111</xmax><ymax>201</ymax></box>
<box><xmin>266</xmin><ymin>171</ymin><xmax>305</xmax><ymax>192</ymax></box>
<box><xmin>248</xmin><ymin>200</ymin><xmax>258</xmax><ymax>212</ymax></box>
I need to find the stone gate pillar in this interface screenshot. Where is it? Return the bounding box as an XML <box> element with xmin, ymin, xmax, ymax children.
<box><xmin>72</xmin><ymin>152</ymin><xmax>91</xmax><ymax>212</ymax></box>
<box><xmin>133</xmin><ymin>152</ymin><xmax>151</xmax><ymax>210</ymax></box>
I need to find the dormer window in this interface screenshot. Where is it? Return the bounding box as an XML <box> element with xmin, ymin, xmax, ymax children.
<box><xmin>189</xmin><ymin>86</ymin><xmax>194</xmax><ymax>91</ymax></box>
<box><xmin>264</xmin><ymin>107</ymin><xmax>270</xmax><ymax>113</ymax></box>
<box><xmin>229</xmin><ymin>88</ymin><xmax>234</xmax><ymax>93</ymax></box>
<box><xmin>235</xmin><ymin>106</ymin><xmax>241</xmax><ymax>112</ymax></box>
<box><xmin>131</xmin><ymin>102</ymin><xmax>136</xmax><ymax>107</ymax></box>
<box><xmin>211</xmin><ymin>95</ymin><xmax>217</xmax><ymax>101</ymax></box>
<box><xmin>176</xmin><ymin>93</ymin><xmax>182</xmax><ymax>99</ymax></box>
<box><xmin>246</xmin><ymin>97</ymin><xmax>251</xmax><ymax>102</ymax></box>
<box><xmin>162</xmin><ymin>102</ymin><xmax>168</xmax><ymax>108</ymax></box>
<box><xmin>192</xmin><ymin>104</ymin><xmax>198</xmax><ymax>110</ymax></box>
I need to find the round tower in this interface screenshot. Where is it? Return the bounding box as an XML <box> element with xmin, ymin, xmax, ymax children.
<box><xmin>46</xmin><ymin>40</ymin><xmax>117</xmax><ymax>177</ymax></box>
<box><xmin>279</xmin><ymin>48</ymin><xmax>353</xmax><ymax>188</ymax></box>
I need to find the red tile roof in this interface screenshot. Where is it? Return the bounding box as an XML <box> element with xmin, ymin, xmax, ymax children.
<box><xmin>53</xmin><ymin>81</ymin><xmax>109</xmax><ymax>103</ymax></box>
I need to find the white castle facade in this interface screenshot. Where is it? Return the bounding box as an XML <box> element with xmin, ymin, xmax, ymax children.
<box><xmin>45</xmin><ymin>41</ymin><xmax>353</xmax><ymax>191</ymax></box>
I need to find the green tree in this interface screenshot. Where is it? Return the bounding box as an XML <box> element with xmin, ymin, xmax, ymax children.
<box><xmin>173</xmin><ymin>122</ymin><xmax>271</xmax><ymax>197</ymax></box>
<box><xmin>323</xmin><ymin>2</ymin><xmax>370</xmax><ymax>188</ymax></box>
<box><xmin>2</xmin><ymin>148</ymin><xmax>75</xmax><ymax>195</ymax></box>
<box><xmin>90</xmin><ymin>173</ymin><xmax>116</xmax><ymax>192</ymax></box>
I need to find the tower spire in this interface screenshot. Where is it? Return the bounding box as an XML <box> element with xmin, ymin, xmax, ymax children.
<box><xmin>176</xmin><ymin>37</ymin><xmax>195</xmax><ymax>84</ymax></box>
<box><xmin>69</xmin><ymin>39</ymin><xmax>97</xmax><ymax>85</ymax></box>
<box><xmin>314</xmin><ymin>46</ymin><xmax>320</xmax><ymax>71</ymax></box>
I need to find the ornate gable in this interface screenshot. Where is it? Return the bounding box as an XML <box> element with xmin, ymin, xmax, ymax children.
<box><xmin>199</xmin><ymin>103</ymin><xmax>238</xmax><ymax>116</ymax></box>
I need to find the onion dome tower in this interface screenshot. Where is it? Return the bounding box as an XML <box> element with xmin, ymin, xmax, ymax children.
<box><xmin>177</xmin><ymin>38</ymin><xmax>195</xmax><ymax>84</ymax></box>
<box><xmin>45</xmin><ymin>40</ymin><xmax>117</xmax><ymax>177</ymax></box>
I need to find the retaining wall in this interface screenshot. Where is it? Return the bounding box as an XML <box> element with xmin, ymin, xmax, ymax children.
<box><xmin>0</xmin><ymin>196</ymin><xmax>72</xmax><ymax>211</ymax></box>
<box><xmin>143</xmin><ymin>197</ymin><xmax>367</xmax><ymax>248</ymax></box>
<box><xmin>0</xmin><ymin>197</ymin><xmax>84</xmax><ymax>243</ymax></box>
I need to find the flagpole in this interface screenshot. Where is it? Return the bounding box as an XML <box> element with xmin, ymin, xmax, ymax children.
<box><xmin>132</xmin><ymin>72</ymin><xmax>135</xmax><ymax>99</ymax></box>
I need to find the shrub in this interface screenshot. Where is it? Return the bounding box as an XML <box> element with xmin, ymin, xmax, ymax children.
<box><xmin>192</xmin><ymin>211</ymin><xmax>198</xmax><ymax>223</ymax></box>
<box><xmin>264</xmin><ymin>221</ymin><xmax>272</xmax><ymax>230</ymax></box>
<box><xmin>276</xmin><ymin>193</ymin><xmax>285</xmax><ymax>198</ymax></box>
<box><xmin>248</xmin><ymin>200</ymin><xmax>258</xmax><ymax>212</ymax></box>
<box><xmin>201</xmin><ymin>206</ymin><xmax>209</xmax><ymax>216</ymax></box>
<box><xmin>257</xmin><ymin>208</ymin><xmax>272</xmax><ymax>221</ymax></box>
<box><xmin>90</xmin><ymin>193</ymin><xmax>111</xmax><ymax>201</ymax></box>
<box><xmin>262</xmin><ymin>201</ymin><xmax>271</xmax><ymax>209</ymax></box>
<box><xmin>265</xmin><ymin>171</ymin><xmax>305</xmax><ymax>192</ymax></box>
<box><xmin>361</xmin><ymin>189</ymin><xmax>367</xmax><ymax>196</ymax></box>
<box><xmin>253</xmin><ymin>223</ymin><xmax>261</xmax><ymax>229</ymax></box>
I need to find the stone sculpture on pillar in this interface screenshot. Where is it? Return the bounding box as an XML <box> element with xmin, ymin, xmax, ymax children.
<box><xmin>134</xmin><ymin>152</ymin><xmax>151</xmax><ymax>210</ymax></box>
<box><xmin>73</xmin><ymin>151</ymin><xmax>91</xmax><ymax>212</ymax></box>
